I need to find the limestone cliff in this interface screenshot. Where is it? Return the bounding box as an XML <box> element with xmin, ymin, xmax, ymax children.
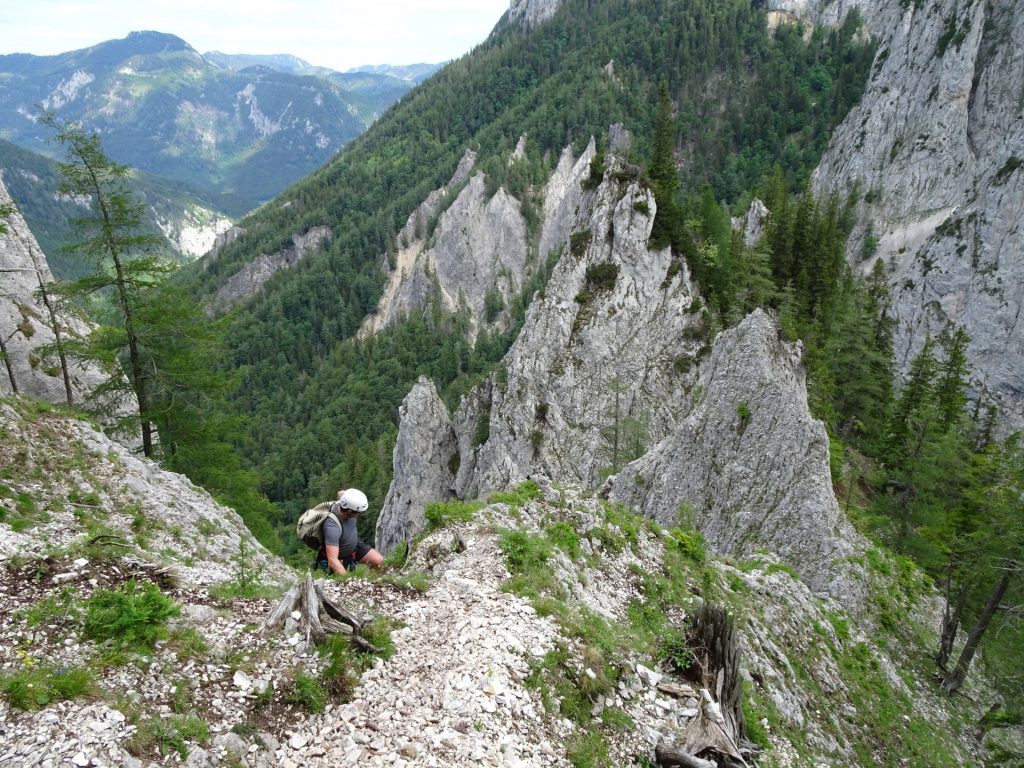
<box><xmin>211</xmin><ymin>225</ymin><xmax>332</xmax><ymax>310</ymax></box>
<box><xmin>609</xmin><ymin>309</ymin><xmax>866</xmax><ymax>603</ymax></box>
<box><xmin>376</xmin><ymin>138</ymin><xmax>863</xmax><ymax>609</ymax></box>
<box><xmin>360</xmin><ymin>149</ymin><xmax>529</xmax><ymax>341</ymax></box>
<box><xmin>375</xmin><ymin>378</ymin><xmax>459</xmax><ymax>556</ymax></box>
<box><xmin>0</xmin><ymin>177</ymin><xmax>111</xmax><ymax>406</ymax></box>
<box><xmin>0</xmin><ymin>396</ymin><xmax>288</xmax><ymax>582</ymax></box>
<box><xmin>800</xmin><ymin>0</ymin><xmax>1024</xmax><ymax>430</ymax></box>
<box><xmin>509</xmin><ymin>0</ymin><xmax>564</xmax><ymax>28</ymax></box>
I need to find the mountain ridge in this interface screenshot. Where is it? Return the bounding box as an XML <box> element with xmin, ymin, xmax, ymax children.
<box><xmin>0</xmin><ymin>31</ymin><xmax>418</xmax><ymax>210</ymax></box>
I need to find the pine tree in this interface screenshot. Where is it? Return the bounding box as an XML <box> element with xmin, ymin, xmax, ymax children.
<box><xmin>936</xmin><ymin>327</ymin><xmax>970</xmax><ymax>429</ymax></box>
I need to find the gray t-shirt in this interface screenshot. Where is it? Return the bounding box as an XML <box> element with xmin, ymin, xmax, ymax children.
<box><xmin>322</xmin><ymin>510</ymin><xmax>359</xmax><ymax>556</ymax></box>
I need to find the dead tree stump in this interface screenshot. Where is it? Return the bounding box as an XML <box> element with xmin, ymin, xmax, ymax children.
<box><xmin>259</xmin><ymin>572</ymin><xmax>381</xmax><ymax>652</ymax></box>
<box><xmin>656</xmin><ymin>603</ymin><xmax>752</xmax><ymax>768</ymax></box>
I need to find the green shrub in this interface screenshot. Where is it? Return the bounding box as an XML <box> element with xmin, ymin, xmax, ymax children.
<box><xmin>360</xmin><ymin>618</ymin><xmax>398</xmax><ymax>660</ymax></box>
<box><xmin>579</xmin><ymin>646</ymin><xmax>614</xmax><ymax>700</ymax></box>
<box><xmin>567</xmin><ymin>731</ymin><xmax>610</xmax><ymax>768</ymax></box>
<box><xmin>765</xmin><ymin>562</ymin><xmax>800</xmax><ymax>580</ymax></box>
<box><xmin>127</xmin><ymin>715</ymin><xmax>209</xmax><ymax>759</ymax></box>
<box><xmin>319</xmin><ymin>635</ymin><xmax>360</xmax><ymax>702</ymax></box>
<box><xmin>665</xmin><ymin>528</ymin><xmax>706</xmax><ymax>563</ymax></box>
<box><xmin>168</xmin><ymin>627</ymin><xmax>209</xmax><ymax>661</ymax></box>
<box><xmin>82</xmin><ymin>579</ymin><xmax>179</xmax><ymax>652</ymax></box>
<box><xmin>384</xmin><ymin>571</ymin><xmax>431</xmax><ymax>592</ymax></box>
<box><xmin>570</xmin><ymin>230</ymin><xmax>592</xmax><ymax>258</ymax></box>
<box><xmin>656</xmin><ymin>630</ymin><xmax>694</xmax><ymax>673</ymax></box>
<box><xmin>500</xmin><ymin>527</ymin><xmax>560</xmax><ymax>601</ymax></box>
<box><xmin>286</xmin><ymin>672</ymin><xmax>327</xmax><ymax>714</ymax></box>
<box><xmin>585</xmin><ymin>525</ymin><xmax>626</xmax><ymax>554</ymax></box>
<box><xmin>601</xmin><ymin>502</ymin><xmax>642</xmax><ymax>546</ymax></box>
<box><xmin>547</xmin><ymin>522</ymin><xmax>581</xmax><ymax>560</ymax></box>
<box><xmin>736</xmin><ymin>400</ymin><xmax>752</xmax><ymax>431</ymax></box>
<box><xmin>1</xmin><ymin>664</ymin><xmax>95</xmax><ymax>710</ymax></box>
<box><xmin>471</xmin><ymin>409</ymin><xmax>490</xmax><ymax>447</ymax></box>
<box><xmin>500</xmin><ymin>529</ymin><xmax>552</xmax><ymax>574</ymax></box>
<box><xmin>827</xmin><ymin>612</ymin><xmax>851</xmax><ymax>642</ymax></box>
<box><xmin>424</xmin><ymin>499</ymin><xmax>484</xmax><ymax>530</ymax></box>
<box><xmin>584</xmin><ymin>263</ymin><xmax>619</xmax><ymax>292</ymax></box>
<box><xmin>487</xmin><ymin>480</ymin><xmax>543</xmax><ymax>507</ymax></box>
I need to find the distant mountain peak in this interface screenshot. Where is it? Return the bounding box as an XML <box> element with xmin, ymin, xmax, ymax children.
<box><xmin>203</xmin><ymin>51</ymin><xmax>315</xmax><ymax>74</ymax></box>
<box><xmin>121</xmin><ymin>30</ymin><xmax>195</xmax><ymax>52</ymax></box>
<box><xmin>345</xmin><ymin>62</ymin><xmax>443</xmax><ymax>82</ymax></box>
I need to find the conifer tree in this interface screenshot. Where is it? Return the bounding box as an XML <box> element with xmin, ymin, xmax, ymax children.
<box><xmin>648</xmin><ymin>81</ymin><xmax>682</xmax><ymax>250</ymax></box>
<box><xmin>42</xmin><ymin>112</ymin><xmax>169</xmax><ymax>455</ymax></box>
<box><xmin>939</xmin><ymin>435</ymin><xmax>1023</xmax><ymax>694</ymax></box>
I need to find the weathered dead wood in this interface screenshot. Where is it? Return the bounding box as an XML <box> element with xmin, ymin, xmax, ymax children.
<box><xmin>656</xmin><ymin>604</ymin><xmax>752</xmax><ymax>768</ymax></box>
<box><xmin>260</xmin><ymin>573</ymin><xmax>381</xmax><ymax>651</ymax></box>
<box><xmin>654</xmin><ymin>744</ymin><xmax>716</xmax><ymax>768</ymax></box>
<box><xmin>679</xmin><ymin>688</ymin><xmax>749</xmax><ymax>767</ymax></box>
<box><xmin>303</xmin><ymin>573</ymin><xmax>325</xmax><ymax>642</ymax></box>
<box><xmin>657</xmin><ymin>680</ymin><xmax>698</xmax><ymax>699</ymax></box>
<box><xmin>691</xmin><ymin>603</ymin><xmax>747</xmax><ymax>746</ymax></box>
<box><xmin>259</xmin><ymin>582</ymin><xmax>302</xmax><ymax>634</ymax></box>
<box><xmin>314</xmin><ymin>580</ymin><xmax>371</xmax><ymax>630</ymax></box>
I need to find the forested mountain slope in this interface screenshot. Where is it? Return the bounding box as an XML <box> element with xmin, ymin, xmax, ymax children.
<box><xmin>0</xmin><ymin>31</ymin><xmax>409</xmax><ymax>210</ymax></box>
<box><xmin>193</xmin><ymin>0</ymin><xmax>876</xmax><ymax>537</ymax></box>
<box><xmin>0</xmin><ymin>139</ymin><xmax>232</xmax><ymax>278</ymax></box>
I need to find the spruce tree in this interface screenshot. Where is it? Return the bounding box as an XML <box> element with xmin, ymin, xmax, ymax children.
<box><xmin>648</xmin><ymin>81</ymin><xmax>682</xmax><ymax>251</ymax></box>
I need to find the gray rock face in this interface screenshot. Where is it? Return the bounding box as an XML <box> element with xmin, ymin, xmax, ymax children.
<box><xmin>152</xmin><ymin>202</ymin><xmax>233</xmax><ymax>260</ymax></box>
<box><xmin>609</xmin><ymin>309</ymin><xmax>866</xmax><ymax>602</ymax></box>
<box><xmin>509</xmin><ymin>0</ymin><xmax>564</xmax><ymax>28</ymax></box>
<box><xmin>378</xmin><ymin>144</ymin><xmax>865</xmax><ymax>605</ymax></box>
<box><xmin>733</xmin><ymin>198</ymin><xmax>769</xmax><ymax>248</ymax></box>
<box><xmin>377</xmin><ymin>143</ymin><xmax>704</xmax><ymax>551</ymax></box>
<box><xmin>375</xmin><ymin>378</ymin><xmax>458</xmax><ymax>556</ymax></box>
<box><xmin>0</xmin><ymin>177</ymin><xmax>111</xmax><ymax>406</ymax></box>
<box><xmin>211</xmin><ymin>225</ymin><xmax>331</xmax><ymax>310</ymax></box>
<box><xmin>457</xmin><ymin>155</ymin><xmax>700</xmax><ymax>497</ymax></box>
<box><xmin>808</xmin><ymin>0</ymin><xmax>1024</xmax><ymax>430</ymax></box>
<box><xmin>362</xmin><ymin>151</ymin><xmax>528</xmax><ymax>341</ymax></box>
<box><xmin>0</xmin><ymin>399</ymin><xmax>289</xmax><ymax>583</ymax></box>
<box><xmin>206</xmin><ymin>224</ymin><xmax>246</xmax><ymax>260</ymax></box>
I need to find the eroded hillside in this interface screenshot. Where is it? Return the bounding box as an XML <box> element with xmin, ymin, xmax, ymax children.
<box><xmin>0</xmin><ymin>412</ymin><xmax>998</xmax><ymax>766</ymax></box>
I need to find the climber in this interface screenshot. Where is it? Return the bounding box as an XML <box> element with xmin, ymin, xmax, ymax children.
<box><xmin>317</xmin><ymin>488</ymin><xmax>385</xmax><ymax>574</ymax></box>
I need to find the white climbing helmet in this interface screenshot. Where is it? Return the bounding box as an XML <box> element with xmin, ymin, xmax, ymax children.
<box><xmin>337</xmin><ymin>488</ymin><xmax>369</xmax><ymax>513</ymax></box>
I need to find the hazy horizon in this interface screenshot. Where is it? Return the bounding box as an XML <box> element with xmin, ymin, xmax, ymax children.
<box><xmin>0</xmin><ymin>1</ymin><xmax>511</xmax><ymax>72</ymax></box>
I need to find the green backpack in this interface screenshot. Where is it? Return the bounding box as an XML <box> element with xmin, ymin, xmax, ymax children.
<box><xmin>296</xmin><ymin>502</ymin><xmax>341</xmax><ymax>551</ymax></box>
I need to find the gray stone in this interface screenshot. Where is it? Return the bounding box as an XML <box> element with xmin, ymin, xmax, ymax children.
<box><xmin>211</xmin><ymin>225</ymin><xmax>332</xmax><ymax>311</ymax></box>
<box><xmin>610</xmin><ymin>309</ymin><xmax>867</xmax><ymax>604</ymax></box>
<box><xmin>0</xmin><ymin>176</ymin><xmax>114</xmax><ymax>407</ymax></box>
<box><xmin>809</xmin><ymin>0</ymin><xmax>1024</xmax><ymax>432</ymax></box>
<box><xmin>375</xmin><ymin>378</ymin><xmax>458</xmax><ymax>555</ymax></box>
<box><xmin>509</xmin><ymin>0</ymin><xmax>563</xmax><ymax>28</ymax></box>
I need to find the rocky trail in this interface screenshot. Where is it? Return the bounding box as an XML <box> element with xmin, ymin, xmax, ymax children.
<box><xmin>0</xmin><ymin>491</ymin><xmax>728</xmax><ymax>768</ymax></box>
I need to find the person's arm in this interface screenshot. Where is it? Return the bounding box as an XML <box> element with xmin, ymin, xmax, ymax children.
<box><xmin>324</xmin><ymin>543</ymin><xmax>347</xmax><ymax>576</ymax></box>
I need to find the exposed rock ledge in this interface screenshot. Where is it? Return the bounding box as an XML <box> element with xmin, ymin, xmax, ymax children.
<box><xmin>212</xmin><ymin>226</ymin><xmax>332</xmax><ymax>310</ymax></box>
<box><xmin>609</xmin><ymin>309</ymin><xmax>867</xmax><ymax>605</ymax></box>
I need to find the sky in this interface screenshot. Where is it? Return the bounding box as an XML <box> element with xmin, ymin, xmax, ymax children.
<box><xmin>0</xmin><ymin>0</ymin><xmax>512</xmax><ymax>72</ymax></box>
